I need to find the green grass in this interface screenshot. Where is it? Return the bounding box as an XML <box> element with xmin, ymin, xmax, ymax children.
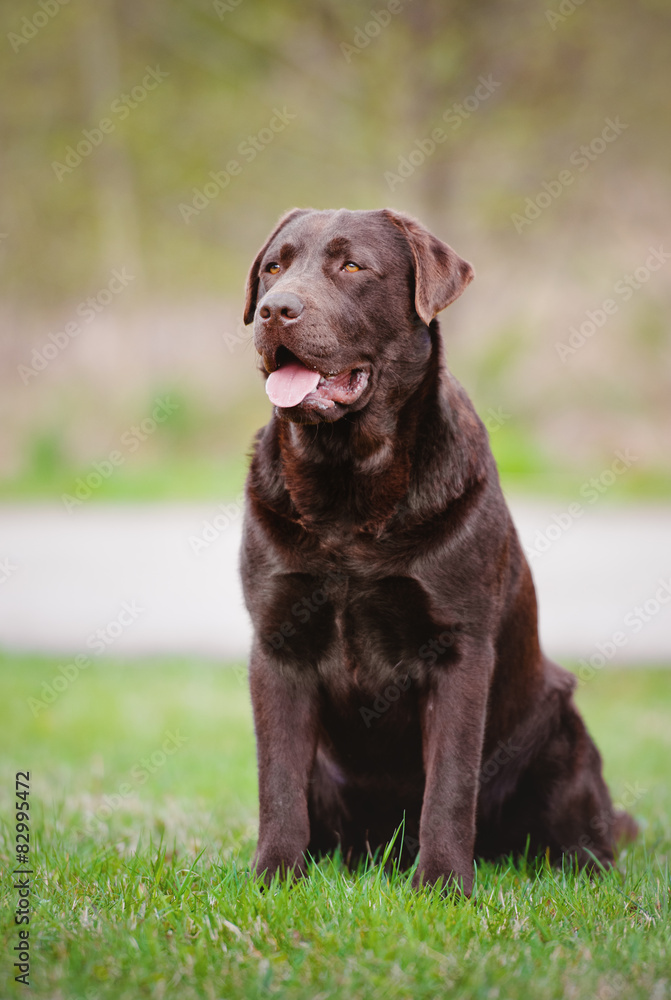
<box><xmin>488</xmin><ymin>425</ymin><xmax>671</xmax><ymax>500</ymax></box>
<box><xmin>0</xmin><ymin>452</ymin><xmax>250</xmax><ymax>504</ymax></box>
<box><xmin>1</xmin><ymin>654</ymin><xmax>670</xmax><ymax>998</ymax></box>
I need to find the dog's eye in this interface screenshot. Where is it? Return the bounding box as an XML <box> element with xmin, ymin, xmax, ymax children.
<box><xmin>343</xmin><ymin>262</ymin><xmax>361</xmax><ymax>272</ymax></box>
<box><xmin>267</xmin><ymin>263</ymin><xmax>280</xmax><ymax>274</ymax></box>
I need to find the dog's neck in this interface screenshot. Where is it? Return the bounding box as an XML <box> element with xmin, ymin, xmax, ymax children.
<box><xmin>251</xmin><ymin>327</ymin><xmax>490</xmax><ymax>535</ymax></box>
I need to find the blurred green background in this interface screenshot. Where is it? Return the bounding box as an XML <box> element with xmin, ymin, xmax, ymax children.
<box><xmin>1</xmin><ymin>0</ymin><xmax>670</xmax><ymax>500</ymax></box>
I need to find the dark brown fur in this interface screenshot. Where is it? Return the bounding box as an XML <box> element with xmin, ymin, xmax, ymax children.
<box><xmin>240</xmin><ymin>208</ymin><xmax>636</xmax><ymax>894</ymax></box>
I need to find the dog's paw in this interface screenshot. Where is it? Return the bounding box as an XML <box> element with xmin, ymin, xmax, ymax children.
<box><xmin>412</xmin><ymin>854</ymin><xmax>473</xmax><ymax>897</ymax></box>
<box><xmin>252</xmin><ymin>847</ymin><xmax>307</xmax><ymax>887</ymax></box>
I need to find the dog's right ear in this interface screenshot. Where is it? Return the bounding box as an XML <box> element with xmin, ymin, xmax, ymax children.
<box><xmin>383</xmin><ymin>209</ymin><xmax>474</xmax><ymax>325</ymax></box>
<box><xmin>243</xmin><ymin>209</ymin><xmax>311</xmax><ymax>325</ymax></box>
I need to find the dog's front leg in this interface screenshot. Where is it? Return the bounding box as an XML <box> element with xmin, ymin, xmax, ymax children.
<box><xmin>413</xmin><ymin>641</ymin><xmax>494</xmax><ymax>896</ymax></box>
<box><xmin>249</xmin><ymin>645</ymin><xmax>319</xmax><ymax>884</ymax></box>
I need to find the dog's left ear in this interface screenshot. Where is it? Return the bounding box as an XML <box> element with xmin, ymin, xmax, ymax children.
<box><xmin>383</xmin><ymin>210</ymin><xmax>474</xmax><ymax>325</ymax></box>
<box><xmin>243</xmin><ymin>208</ymin><xmax>311</xmax><ymax>325</ymax></box>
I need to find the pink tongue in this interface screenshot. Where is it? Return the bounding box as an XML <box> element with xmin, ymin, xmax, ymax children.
<box><xmin>266</xmin><ymin>362</ymin><xmax>321</xmax><ymax>408</ymax></box>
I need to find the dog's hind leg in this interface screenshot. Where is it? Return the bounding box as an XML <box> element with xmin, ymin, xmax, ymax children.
<box><xmin>514</xmin><ymin>700</ymin><xmax>620</xmax><ymax>870</ymax></box>
<box><xmin>477</xmin><ymin>689</ymin><xmax>637</xmax><ymax>870</ymax></box>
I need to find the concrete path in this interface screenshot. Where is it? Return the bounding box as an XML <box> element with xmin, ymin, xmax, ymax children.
<box><xmin>0</xmin><ymin>499</ymin><xmax>669</xmax><ymax>665</ymax></box>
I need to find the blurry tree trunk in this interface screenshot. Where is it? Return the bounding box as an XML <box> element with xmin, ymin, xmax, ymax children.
<box><xmin>75</xmin><ymin>0</ymin><xmax>142</xmax><ymax>286</ymax></box>
<box><xmin>403</xmin><ymin>1</ymin><xmax>456</xmax><ymax>227</ymax></box>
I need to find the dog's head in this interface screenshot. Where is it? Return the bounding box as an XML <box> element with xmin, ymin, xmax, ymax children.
<box><xmin>244</xmin><ymin>208</ymin><xmax>473</xmax><ymax>424</ymax></box>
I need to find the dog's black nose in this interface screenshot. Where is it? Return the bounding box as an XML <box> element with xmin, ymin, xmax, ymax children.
<box><xmin>258</xmin><ymin>292</ymin><xmax>304</xmax><ymax>324</ymax></box>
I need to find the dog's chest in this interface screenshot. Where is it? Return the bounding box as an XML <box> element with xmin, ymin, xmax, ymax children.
<box><xmin>262</xmin><ymin>566</ymin><xmax>459</xmax><ymax>693</ymax></box>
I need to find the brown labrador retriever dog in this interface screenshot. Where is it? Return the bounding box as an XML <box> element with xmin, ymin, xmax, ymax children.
<box><xmin>240</xmin><ymin>208</ymin><xmax>636</xmax><ymax>894</ymax></box>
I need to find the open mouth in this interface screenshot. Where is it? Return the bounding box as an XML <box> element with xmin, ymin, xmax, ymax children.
<box><xmin>265</xmin><ymin>357</ymin><xmax>369</xmax><ymax>411</ymax></box>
